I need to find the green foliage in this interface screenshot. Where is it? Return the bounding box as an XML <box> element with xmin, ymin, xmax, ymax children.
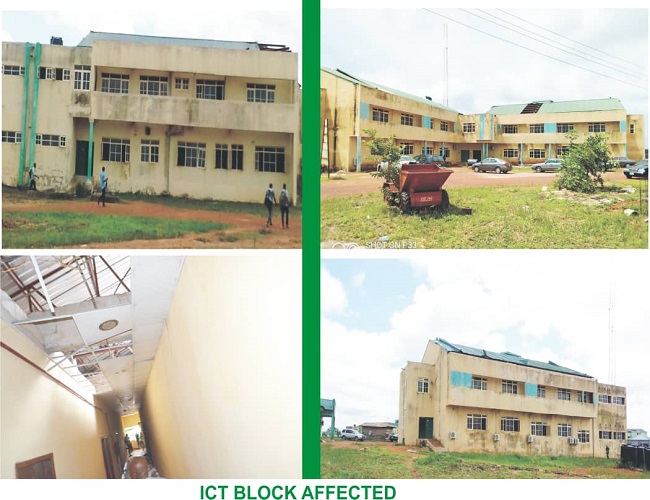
<box><xmin>74</xmin><ymin>182</ymin><xmax>91</xmax><ymax>199</ymax></box>
<box><xmin>556</xmin><ymin>132</ymin><xmax>614</xmax><ymax>193</ymax></box>
<box><xmin>363</xmin><ymin>128</ymin><xmax>402</xmax><ymax>185</ymax></box>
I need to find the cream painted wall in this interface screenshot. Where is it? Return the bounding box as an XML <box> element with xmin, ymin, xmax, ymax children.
<box><xmin>1</xmin><ymin>320</ymin><xmax>113</xmax><ymax>478</ymax></box>
<box><xmin>141</xmin><ymin>255</ymin><xmax>302</xmax><ymax>479</ymax></box>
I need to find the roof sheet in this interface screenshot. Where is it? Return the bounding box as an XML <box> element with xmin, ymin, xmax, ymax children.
<box><xmin>488</xmin><ymin>98</ymin><xmax>625</xmax><ymax>115</ymax></box>
<box><xmin>434</xmin><ymin>338</ymin><xmax>593</xmax><ymax>378</ymax></box>
<box><xmin>320</xmin><ymin>398</ymin><xmax>335</xmax><ymax>411</ymax></box>
<box><xmin>322</xmin><ymin>67</ymin><xmax>458</xmax><ymax>113</ymax></box>
<box><xmin>77</xmin><ymin>31</ymin><xmax>264</xmax><ymax>51</ymax></box>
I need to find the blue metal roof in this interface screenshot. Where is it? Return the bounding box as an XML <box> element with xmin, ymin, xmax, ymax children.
<box><xmin>434</xmin><ymin>338</ymin><xmax>593</xmax><ymax>379</ymax></box>
<box><xmin>77</xmin><ymin>31</ymin><xmax>290</xmax><ymax>52</ymax></box>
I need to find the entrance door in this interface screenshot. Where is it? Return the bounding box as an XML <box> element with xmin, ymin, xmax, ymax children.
<box><xmin>101</xmin><ymin>436</ymin><xmax>116</xmax><ymax>479</ymax></box>
<box><xmin>472</xmin><ymin>150</ymin><xmax>481</xmax><ymax>161</ymax></box>
<box><xmin>418</xmin><ymin>417</ymin><xmax>434</xmax><ymax>439</ymax></box>
<box><xmin>460</xmin><ymin>150</ymin><xmax>470</xmax><ymax>162</ymax></box>
<box><xmin>75</xmin><ymin>140</ymin><xmax>93</xmax><ymax>176</ymax></box>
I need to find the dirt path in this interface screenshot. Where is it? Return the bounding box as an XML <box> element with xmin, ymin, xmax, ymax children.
<box><xmin>2</xmin><ymin>194</ymin><xmax>301</xmax><ymax>249</ymax></box>
<box><xmin>321</xmin><ymin>167</ymin><xmax>628</xmax><ymax>199</ymax></box>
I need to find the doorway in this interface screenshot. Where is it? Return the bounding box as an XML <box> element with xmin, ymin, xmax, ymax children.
<box><xmin>75</xmin><ymin>140</ymin><xmax>93</xmax><ymax>177</ymax></box>
<box><xmin>418</xmin><ymin>417</ymin><xmax>434</xmax><ymax>439</ymax></box>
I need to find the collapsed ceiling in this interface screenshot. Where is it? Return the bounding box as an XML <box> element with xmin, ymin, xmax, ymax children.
<box><xmin>1</xmin><ymin>255</ymin><xmax>184</xmax><ymax>414</ymax></box>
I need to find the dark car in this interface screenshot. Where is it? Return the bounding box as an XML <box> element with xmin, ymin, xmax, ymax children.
<box><xmin>623</xmin><ymin>159</ymin><xmax>648</xmax><ymax>179</ymax></box>
<box><xmin>531</xmin><ymin>159</ymin><xmax>563</xmax><ymax>173</ymax></box>
<box><xmin>471</xmin><ymin>157</ymin><xmax>512</xmax><ymax>174</ymax></box>
<box><xmin>413</xmin><ymin>154</ymin><xmax>446</xmax><ymax>167</ymax></box>
<box><xmin>613</xmin><ymin>156</ymin><xmax>636</xmax><ymax>168</ymax></box>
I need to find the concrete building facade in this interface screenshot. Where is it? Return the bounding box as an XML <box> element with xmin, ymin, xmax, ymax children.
<box><xmin>2</xmin><ymin>33</ymin><xmax>300</xmax><ymax>204</ymax></box>
<box><xmin>399</xmin><ymin>338</ymin><xmax>627</xmax><ymax>458</ymax></box>
<box><xmin>321</xmin><ymin>67</ymin><xmax>645</xmax><ymax>171</ymax></box>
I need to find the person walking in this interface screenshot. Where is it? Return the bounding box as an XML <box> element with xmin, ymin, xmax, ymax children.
<box><xmin>264</xmin><ymin>183</ymin><xmax>277</xmax><ymax>227</ymax></box>
<box><xmin>28</xmin><ymin>163</ymin><xmax>38</xmax><ymax>190</ymax></box>
<box><xmin>98</xmin><ymin>166</ymin><xmax>107</xmax><ymax>207</ymax></box>
<box><xmin>279</xmin><ymin>183</ymin><xmax>290</xmax><ymax>229</ymax></box>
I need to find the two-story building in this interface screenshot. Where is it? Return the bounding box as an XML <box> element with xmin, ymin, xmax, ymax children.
<box><xmin>2</xmin><ymin>33</ymin><xmax>301</xmax><ymax>204</ymax></box>
<box><xmin>399</xmin><ymin>338</ymin><xmax>627</xmax><ymax>458</ymax></box>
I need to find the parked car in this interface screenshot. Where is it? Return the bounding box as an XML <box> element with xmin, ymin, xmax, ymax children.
<box><xmin>471</xmin><ymin>158</ymin><xmax>512</xmax><ymax>174</ymax></box>
<box><xmin>377</xmin><ymin>155</ymin><xmax>417</xmax><ymax>172</ymax></box>
<box><xmin>613</xmin><ymin>156</ymin><xmax>636</xmax><ymax>168</ymax></box>
<box><xmin>389</xmin><ymin>433</ymin><xmax>398</xmax><ymax>442</ymax></box>
<box><xmin>413</xmin><ymin>154</ymin><xmax>446</xmax><ymax>167</ymax></box>
<box><xmin>623</xmin><ymin>159</ymin><xmax>648</xmax><ymax>179</ymax></box>
<box><xmin>531</xmin><ymin>158</ymin><xmax>563</xmax><ymax>173</ymax></box>
<box><xmin>340</xmin><ymin>429</ymin><xmax>365</xmax><ymax>441</ymax></box>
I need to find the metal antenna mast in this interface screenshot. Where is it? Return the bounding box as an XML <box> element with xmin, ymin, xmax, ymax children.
<box><xmin>608</xmin><ymin>279</ymin><xmax>616</xmax><ymax>385</ymax></box>
<box><xmin>443</xmin><ymin>23</ymin><xmax>449</xmax><ymax>107</ymax></box>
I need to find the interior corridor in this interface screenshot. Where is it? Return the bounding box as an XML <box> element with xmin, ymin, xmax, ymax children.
<box><xmin>1</xmin><ymin>255</ymin><xmax>302</xmax><ymax>479</ymax></box>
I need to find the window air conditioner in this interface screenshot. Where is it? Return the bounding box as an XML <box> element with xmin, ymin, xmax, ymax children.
<box><xmin>527</xmin><ymin>435</ymin><xmax>534</xmax><ymax>444</ymax></box>
<box><xmin>493</xmin><ymin>434</ymin><xmax>501</xmax><ymax>442</ymax></box>
<box><xmin>449</xmin><ymin>432</ymin><xmax>457</xmax><ymax>440</ymax></box>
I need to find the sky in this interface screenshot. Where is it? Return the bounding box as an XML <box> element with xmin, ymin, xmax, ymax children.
<box><xmin>321</xmin><ymin>251</ymin><xmax>650</xmax><ymax>432</ymax></box>
<box><xmin>321</xmin><ymin>7</ymin><xmax>648</xmax><ymax>129</ymax></box>
<box><xmin>1</xmin><ymin>5</ymin><xmax>302</xmax><ymax>80</ymax></box>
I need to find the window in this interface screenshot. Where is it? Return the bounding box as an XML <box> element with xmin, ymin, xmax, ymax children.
<box><xmin>557</xmin><ymin>123</ymin><xmax>574</xmax><ymax>133</ymax></box>
<box><xmin>503</xmin><ymin>149</ymin><xmax>519</xmax><ymax>158</ymax></box>
<box><xmin>630</xmin><ymin>124</ymin><xmax>635</xmax><ymax>134</ymax></box>
<box><xmin>613</xmin><ymin>396</ymin><xmax>625</xmax><ymax>405</ymax></box>
<box><xmin>401</xmin><ymin>143</ymin><xmax>414</xmax><ymax>155</ymax></box>
<box><xmin>530</xmin><ymin>124</ymin><xmax>544</xmax><ymax>133</ymax></box>
<box><xmin>599</xmin><ymin>431</ymin><xmax>612</xmax><ymax>439</ymax></box>
<box><xmin>3</xmin><ymin>65</ymin><xmax>25</xmax><ymax>76</ymax></box>
<box><xmin>401</xmin><ymin>114</ymin><xmax>414</xmax><ymax>126</ymax></box>
<box><xmin>557</xmin><ymin>388</ymin><xmax>571</xmax><ymax>401</ymax></box>
<box><xmin>140</xmin><ymin>76</ymin><xmax>168</xmax><ymax>96</ymax></box>
<box><xmin>577</xmin><ymin>391</ymin><xmax>594</xmax><ymax>403</ymax></box>
<box><xmin>589</xmin><ymin>123</ymin><xmax>606</xmax><ymax>133</ymax></box>
<box><xmin>502</xmin><ymin>380</ymin><xmax>518</xmax><ymax>394</ymax></box>
<box><xmin>577</xmin><ymin>430</ymin><xmax>590</xmax><ymax>443</ymax></box>
<box><xmin>175</xmin><ymin>78</ymin><xmax>189</xmax><ymax>90</ymax></box>
<box><xmin>613</xmin><ymin>432</ymin><xmax>626</xmax><ymax>440</ymax></box>
<box><xmin>472</xmin><ymin>376</ymin><xmax>487</xmax><ymax>390</ymax></box>
<box><xmin>74</xmin><ymin>65</ymin><xmax>90</xmax><ymax>90</ymax></box>
<box><xmin>140</xmin><ymin>140</ymin><xmax>159</xmax><ymax>163</ymax></box>
<box><xmin>39</xmin><ymin>67</ymin><xmax>55</xmax><ymax>80</ymax></box>
<box><xmin>439</xmin><ymin>148</ymin><xmax>450</xmax><ymax>158</ymax></box>
<box><xmin>531</xmin><ymin>422</ymin><xmax>549</xmax><ymax>436</ymax></box>
<box><xmin>247</xmin><ymin>83</ymin><xmax>275</xmax><ymax>103</ymax></box>
<box><xmin>255</xmin><ymin>146</ymin><xmax>285</xmax><ymax>173</ymax></box>
<box><xmin>372</xmin><ymin>108</ymin><xmax>388</xmax><ymax>123</ymax></box>
<box><xmin>101</xmin><ymin>73</ymin><xmax>129</xmax><ymax>94</ymax></box>
<box><xmin>215</xmin><ymin>144</ymin><xmax>228</xmax><ymax>169</ymax></box>
<box><xmin>440</xmin><ymin>122</ymin><xmax>449</xmax><ymax>132</ymax></box>
<box><xmin>417</xmin><ymin>378</ymin><xmax>429</xmax><ymax>394</ymax></box>
<box><xmin>537</xmin><ymin>386</ymin><xmax>546</xmax><ymax>398</ymax></box>
<box><xmin>422</xmin><ymin>146</ymin><xmax>433</xmax><ymax>155</ymax></box>
<box><xmin>467</xmin><ymin>414</ymin><xmax>487</xmax><ymax>431</ymax></box>
<box><xmin>2</xmin><ymin>131</ymin><xmax>22</xmax><ymax>143</ymax></box>
<box><xmin>36</xmin><ymin>134</ymin><xmax>65</xmax><ymax>147</ymax></box>
<box><xmin>501</xmin><ymin>417</ymin><xmax>520</xmax><ymax>432</ymax></box>
<box><xmin>58</xmin><ymin>68</ymin><xmax>70</xmax><ymax>81</ymax></box>
<box><xmin>231</xmin><ymin>145</ymin><xmax>243</xmax><ymax>170</ymax></box>
<box><xmin>463</xmin><ymin>123</ymin><xmax>475</xmax><ymax>133</ymax></box>
<box><xmin>556</xmin><ymin>146</ymin><xmax>570</xmax><ymax>157</ymax></box>
<box><xmin>503</xmin><ymin>125</ymin><xmax>518</xmax><ymax>134</ymax></box>
<box><xmin>196</xmin><ymin>79</ymin><xmax>225</xmax><ymax>100</ymax></box>
<box><xmin>177</xmin><ymin>142</ymin><xmax>206</xmax><ymax>168</ymax></box>
<box><xmin>557</xmin><ymin>423</ymin><xmax>572</xmax><ymax>437</ymax></box>
<box><xmin>529</xmin><ymin>149</ymin><xmax>545</xmax><ymax>159</ymax></box>
<box><xmin>598</xmin><ymin>394</ymin><xmax>611</xmax><ymax>404</ymax></box>
<box><xmin>102</xmin><ymin>138</ymin><xmax>130</xmax><ymax>162</ymax></box>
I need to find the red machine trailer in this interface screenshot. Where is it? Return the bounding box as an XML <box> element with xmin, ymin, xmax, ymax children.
<box><xmin>382</xmin><ymin>164</ymin><xmax>453</xmax><ymax>213</ymax></box>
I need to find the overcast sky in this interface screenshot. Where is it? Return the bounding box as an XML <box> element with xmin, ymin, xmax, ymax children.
<box><xmin>1</xmin><ymin>5</ymin><xmax>301</xmax><ymax>79</ymax></box>
<box><xmin>322</xmin><ymin>252</ymin><xmax>650</xmax><ymax>432</ymax></box>
<box><xmin>322</xmin><ymin>7</ymin><xmax>647</xmax><ymax>125</ymax></box>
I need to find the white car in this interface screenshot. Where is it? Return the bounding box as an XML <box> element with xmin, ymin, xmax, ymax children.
<box><xmin>377</xmin><ymin>155</ymin><xmax>417</xmax><ymax>172</ymax></box>
<box><xmin>340</xmin><ymin>429</ymin><xmax>365</xmax><ymax>441</ymax></box>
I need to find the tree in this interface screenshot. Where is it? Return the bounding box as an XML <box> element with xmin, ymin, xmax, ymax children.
<box><xmin>363</xmin><ymin>128</ymin><xmax>402</xmax><ymax>185</ymax></box>
<box><xmin>555</xmin><ymin>131</ymin><xmax>615</xmax><ymax>193</ymax></box>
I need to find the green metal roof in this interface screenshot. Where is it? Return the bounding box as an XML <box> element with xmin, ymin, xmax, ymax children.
<box><xmin>488</xmin><ymin>98</ymin><xmax>626</xmax><ymax>115</ymax></box>
<box><xmin>320</xmin><ymin>398</ymin><xmax>335</xmax><ymax>411</ymax></box>
<box><xmin>434</xmin><ymin>338</ymin><xmax>593</xmax><ymax>379</ymax></box>
<box><xmin>322</xmin><ymin>67</ymin><xmax>458</xmax><ymax>113</ymax></box>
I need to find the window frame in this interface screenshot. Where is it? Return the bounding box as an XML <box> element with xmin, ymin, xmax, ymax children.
<box><xmin>372</xmin><ymin>108</ymin><xmax>389</xmax><ymax>123</ymax></box>
<box><xmin>588</xmin><ymin>123</ymin><xmax>606</xmax><ymax>133</ymax></box>
<box><xmin>101</xmin><ymin>138</ymin><xmax>131</xmax><ymax>162</ymax></box>
<box><xmin>101</xmin><ymin>73</ymin><xmax>129</xmax><ymax>94</ymax></box>
<box><xmin>501</xmin><ymin>380</ymin><xmax>518</xmax><ymax>395</ymax></box>
<box><xmin>557</xmin><ymin>123</ymin><xmax>574</xmax><ymax>134</ymax></box>
<box><xmin>74</xmin><ymin>65</ymin><xmax>91</xmax><ymax>91</ymax></box>
<box><xmin>196</xmin><ymin>79</ymin><xmax>225</xmax><ymax>100</ymax></box>
<box><xmin>2</xmin><ymin>131</ymin><xmax>22</xmax><ymax>143</ymax></box>
<box><xmin>503</xmin><ymin>149</ymin><xmax>519</xmax><ymax>158</ymax></box>
<box><xmin>3</xmin><ymin>65</ymin><xmax>25</xmax><ymax>76</ymax></box>
<box><xmin>139</xmin><ymin>75</ymin><xmax>169</xmax><ymax>96</ymax></box>
<box><xmin>401</xmin><ymin>143</ymin><xmax>414</xmax><ymax>155</ymax></box>
<box><xmin>417</xmin><ymin>377</ymin><xmax>429</xmax><ymax>394</ymax></box>
<box><xmin>255</xmin><ymin>146</ymin><xmax>286</xmax><ymax>173</ymax></box>
<box><xmin>472</xmin><ymin>376</ymin><xmax>487</xmax><ymax>391</ymax></box>
<box><xmin>175</xmin><ymin>78</ymin><xmax>189</xmax><ymax>90</ymax></box>
<box><xmin>401</xmin><ymin>113</ymin><xmax>414</xmax><ymax>126</ymax></box>
<box><xmin>440</xmin><ymin>121</ymin><xmax>449</xmax><ymax>132</ymax></box>
<box><xmin>500</xmin><ymin>417</ymin><xmax>520</xmax><ymax>433</ymax></box>
<box><xmin>502</xmin><ymin>124</ymin><xmax>518</xmax><ymax>134</ymax></box>
<box><xmin>557</xmin><ymin>423</ymin><xmax>572</xmax><ymax>437</ymax></box>
<box><xmin>215</xmin><ymin>144</ymin><xmax>229</xmax><ymax>169</ymax></box>
<box><xmin>467</xmin><ymin>414</ymin><xmax>487</xmax><ymax>431</ymax></box>
<box><xmin>557</xmin><ymin>388</ymin><xmax>571</xmax><ymax>401</ymax></box>
<box><xmin>246</xmin><ymin>83</ymin><xmax>275</xmax><ymax>103</ymax></box>
<box><xmin>529</xmin><ymin>149</ymin><xmax>546</xmax><ymax>159</ymax></box>
<box><xmin>231</xmin><ymin>144</ymin><xmax>244</xmax><ymax>170</ymax></box>
<box><xmin>537</xmin><ymin>386</ymin><xmax>546</xmax><ymax>398</ymax></box>
<box><xmin>530</xmin><ymin>124</ymin><xmax>544</xmax><ymax>134</ymax></box>
<box><xmin>531</xmin><ymin>422</ymin><xmax>549</xmax><ymax>437</ymax></box>
<box><xmin>140</xmin><ymin>139</ymin><xmax>160</xmax><ymax>164</ymax></box>
<box><xmin>577</xmin><ymin>430</ymin><xmax>590</xmax><ymax>443</ymax></box>
<box><xmin>462</xmin><ymin>123</ymin><xmax>476</xmax><ymax>133</ymax></box>
<box><xmin>177</xmin><ymin>142</ymin><xmax>207</xmax><ymax>168</ymax></box>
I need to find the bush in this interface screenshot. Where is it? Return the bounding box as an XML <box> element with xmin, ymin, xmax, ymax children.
<box><xmin>75</xmin><ymin>182</ymin><xmax>91</xmax><ymax>198</ymax></box>
<box><xmin>555</xmin><ymin>132</ymin><xmax>612</xmax><ymax>193</ymax></box>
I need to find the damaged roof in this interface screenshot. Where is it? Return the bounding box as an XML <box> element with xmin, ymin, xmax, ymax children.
<box><xmin>434</xmin><ymin>338</ymin><xmax>593</xmax><ymax>379</ymax></box>
<box><xmin>488</xmin><ymin>97</ymin><xmax>626</xmax><ymax>115</ymax></box>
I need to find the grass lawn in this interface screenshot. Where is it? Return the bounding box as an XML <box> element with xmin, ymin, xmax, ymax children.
<box><xmin>321</xmin><ymin>183</ymin><xmax>648</xmax><ymax>249</ymax></box>
<box><xmin>321</xmin><ymin>442</ymin><xmax>650</xmax><ymax>479</ymax></box>
<box><xmin>2</xmin><ymin>212</ymin><xmax>228</xmax><ymax>248</ymax></box>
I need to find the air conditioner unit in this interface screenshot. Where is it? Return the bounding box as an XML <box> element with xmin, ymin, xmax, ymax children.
<box><xmin>568</xmin><ymin>437</ymin><xmax>578</xmax><ymax>445</ymax></box>
<box><xmin>493</xmin><ymin>434</ymin><xmax>501</xmax><ymax>442</ymax></box>
<box><xmin>449</xmin><ymin>432</ymin><xmax>457</xmax><ymax>440</ymax></box>
<box><xmin>527</xmin><ymin>435</ymin><xmax>534</xmax><ymax>444</ymax></box>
